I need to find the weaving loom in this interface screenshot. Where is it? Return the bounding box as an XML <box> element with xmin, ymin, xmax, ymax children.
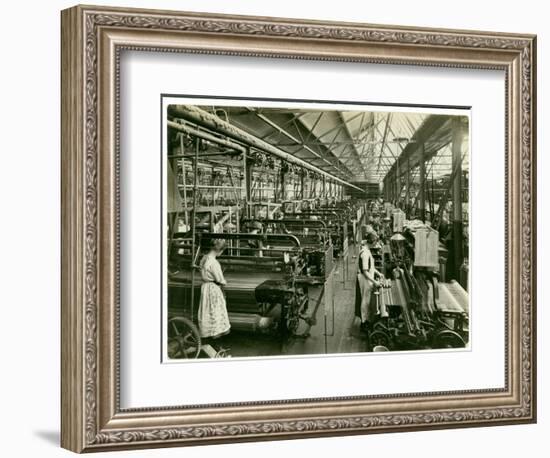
<box><xmin>168</xmin><ymin>232</ymin><xmax>310</xmax><ymax>339</ymax></box>
<box><xmin>366</xmin><ymin>221</ymin><xmax>469</xmax><ymax>351</ymax></box>
<box><xmin>243</xmin><ymin>218</ymin><xmax>334</xmax><ymax>282</ymax></box>
<box><xmin>282</xmin><ymin>210</ymin><xmax>347</xmax><ymax>257</ymax></box>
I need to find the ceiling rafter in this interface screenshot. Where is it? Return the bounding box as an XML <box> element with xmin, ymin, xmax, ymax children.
<box><xmin>197</xmin><ymin>106</ymin><xmax>461</xmax><ymax>185</ymax></box>
<box><xmin>338</xmin><ymin>112</ymin><xmax>368</xmax><ymax>176</ymax></box>
<box><xmin>376</xmin><ymin>113</ymin><xmax>392</xmax><ymax>175</ymax></box>
<box><xmin>248</xmin><ymin>109</ymin><xmax>355</xmax><ymax>178</ymax></box>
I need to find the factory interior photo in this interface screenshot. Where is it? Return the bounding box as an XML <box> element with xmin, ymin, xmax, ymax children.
<box><xmin>165</xmin><ymin>102</ymin><xmax>470</xmax><ymax>360</ymax></box>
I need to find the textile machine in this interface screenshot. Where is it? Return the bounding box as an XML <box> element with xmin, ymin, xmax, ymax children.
<box><xmin>243</xmin><ymin>218</ymin><xmax>334</xmax><ymax>283</ymax></box>
<box><xmin>168</xmin><ymin>232</ymin><xmax>310</xmax><ymax>339</ymax></box>
<box><xmin>366</xmin><ymin>224</ymin><xmax>469</xmax><ymax>351</ymax></box>
<box><xmin>282</xmin><ymin>210</ymin><xmax>347</xmax><ymax>257</ymax></box>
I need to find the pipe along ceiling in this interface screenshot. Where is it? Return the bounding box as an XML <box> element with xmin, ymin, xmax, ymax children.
<box><xmin>168</xmin><ymin>105</ymin><xmax>364</xmax><ymax>192</ymax></box>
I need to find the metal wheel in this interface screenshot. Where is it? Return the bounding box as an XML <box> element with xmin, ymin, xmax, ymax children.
<box><xmin>431</xmin><ymin>329</ymin><xmax>466</xmax><ymax>349</ymax></box>
<box><xmin>281</xmin><ymin>304</ymin><xmax>300</xmax><ymax>338</ymax></box>
<box><xmin>167</xmin><ymin>316</ymin><xmax>201</xmax><ymax>359</ymax></box>
<box><xmin>283</xmin><ymin>289</ymin><xmax>308</xmax><ymax>338</ymax></box>
<box><xmin>369</xmin><ymin>329</ymin><xmax>392</xmax><ymax>351</ymax></box>
<box><xmin>287</xmin><ymin>312</ymin><xmax>300</xmax><ymax>336</ymax></box>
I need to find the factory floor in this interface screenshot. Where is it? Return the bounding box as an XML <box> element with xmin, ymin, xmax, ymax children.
<box><xmin>217</xmin><ymin>245</ymin><xmax>367</xmax><ymax>358</ymax></box>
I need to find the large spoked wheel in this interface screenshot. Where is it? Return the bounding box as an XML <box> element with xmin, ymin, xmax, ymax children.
<box><xmin>167</xmin><ymin>316</ymin><xmax>201</xmax><ymax>359</ymax></box>
<box><xmin>431</xmin><ymin>329</ymin><xmax>466</xmax><ymax>349</ymax></box>
<box><xmin>281</xmin><ymin>289</ymin><xmax>308</xmax><ymax>339</ymax></box>
<box><xmin>280</xmin><ymin>304</ymin><xmax>300</xmax><ymax>339</ymax></box>
<box><xmin>369</xmin><ymin>329</ymin><xmax>392</xmax><ymax>351</ymax></box>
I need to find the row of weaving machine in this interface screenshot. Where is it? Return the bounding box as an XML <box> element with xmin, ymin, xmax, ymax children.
<box><xmin>168</xmin><ymin>199</ymin><xmax>367</xmax><ymax>327</ymax></box>
<box><xmin>364</xmin><ymin>203</ymin><xmax>469</xmax><ymax>351</ymax></box>
<box><xmin>165</xmin><ymin>104</ymin><xmax>373</xmax><ymax>358</ymax></box>
<box><xmin>167</xmin><ymin>197</ymin><xmax>368</xmax><ymax>359</ymax></box>
<box><xmin>169</xmin><ymin>231</ymin><xmax>309</xmax><ymax>338</ymax></box>
<box><xmin>166</xmin><ymin>104</ymin><xmax>366</xmax><ymax>358</ymax></box>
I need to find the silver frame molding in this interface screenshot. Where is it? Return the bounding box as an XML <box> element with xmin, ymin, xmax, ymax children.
<box><xmin>61</xmin><ymin>4</ymin><xmax>537</xmax><ymax>453</ymax></box>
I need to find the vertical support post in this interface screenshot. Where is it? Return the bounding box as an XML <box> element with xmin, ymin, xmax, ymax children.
<box><xmin>168</xmin><ymin>139</ymin><xmax>177</xmax><ymax>241</ymax></box>
<box><xmin>190</xmin><ymin>137</ymin><xmax>200</xmax><ymax>322</ymax></box>
<box><xmin>167</xmin><ymin>135</ymin><xmax>181</xmax><ymax>258</ymax></box>
<box><xmin>396</xmin><ymin>158</ymin><xmax>401</xmax><ymax>208</ymax></box>
<box><xmin>451</xmin><ymin>117</ymin><xmax>464</xmax><ymax>279</ymax></box>
<box><xmin>211</xmin><ymin>165</ymin><xmax>215</xmax><ymax>206</ymax></box>
<box><xmin>279</xmin><ymin>162</ymin><xmax>286</xmax><ymax>202</ymax></box>
<box><xmin>244</xmin><ymin>148</ymin><xmax>252</xmax><ymax>218</ymax></box>
<box><xmin>419</xmin><ymin>143</ymin><xmax>426</xmax><ymax>222</ymax></box>
<box><xmin>430</xmin><ymin>164</ymin><xmax>435</xmax><ymax>220</ymax></box>
<box><xmin>179</xmin><ymin>134</ymin><xmax>189</xmax><ymax>228</ymax></box>
<box><xmin>406</xmin><ymin>158</ymin><xmax>411</xmax><ymax>218</ymax></box>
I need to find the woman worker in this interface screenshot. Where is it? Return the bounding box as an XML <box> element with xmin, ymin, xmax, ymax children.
<box><xmin>355</xmin><ymin>234</ymin><xmax>384</xmax><ymax>334</ymax></box>
<box><xmin>198</xmin><ymin>239</ymin><xmax>231</xmax><ymax>346</ymax></box>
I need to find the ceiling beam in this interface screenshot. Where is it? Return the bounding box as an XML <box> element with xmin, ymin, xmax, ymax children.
<box><xmin>384</xmin><ymin>115</ymin><xmax>453</xmax><ymax>180</ymax></box>
<box><xmin>338</xmin><ymin>112</ymin><xmax>368</xmax><ymax>176</ymax></box>
<box><xmin>376</xmin><ymin>113</ymin><xmax>392</xmax><ymax>175</ymax></box>
<box><xmin>249</xmin><ymin>109</ymin><xmax>356</xmax><ymax>178</ymax></box>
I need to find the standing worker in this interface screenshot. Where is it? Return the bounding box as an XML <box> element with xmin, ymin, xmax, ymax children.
<box><xmin>355</xmin><ymin>236</ymin><xmax>384</xmax><ymax>333</ymax></box>
<box><xmin>245</xmin><ymin>220</ymin><xmax>264</xmax><ymax>257</ymax></box>
<box><xmin>198</xmin><ymin>239</ymin><xmax>231</xmax><ymax>348</ymax></box>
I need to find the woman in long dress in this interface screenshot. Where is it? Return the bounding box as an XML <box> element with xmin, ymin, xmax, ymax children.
<box><xmin>355</xmin><ymin>237</ymin><xmax>383</xmax><ymax>333</ymax></box>
<box><xmin>198</xmin><ymin>239</ymin><xmax>231</xmax><ymax>340</ymax></box>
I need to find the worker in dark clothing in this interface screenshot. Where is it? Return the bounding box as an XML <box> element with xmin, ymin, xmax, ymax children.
<box><xmin>244</xmin><ymin>220</ymin><xmax>264</xmax><ymax>257</ymax></box>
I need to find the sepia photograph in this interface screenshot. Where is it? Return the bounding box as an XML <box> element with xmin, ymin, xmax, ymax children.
<box><xmin>163</xmin><ymin>99</ymin><xmax>470</xmax><ymax>360</ymax></box>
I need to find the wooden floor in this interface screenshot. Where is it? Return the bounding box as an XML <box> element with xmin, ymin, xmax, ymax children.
<box><xmin>217</xmin><ymin>245</ymin><xmax>368</xmax><ymax>358</ymax></box>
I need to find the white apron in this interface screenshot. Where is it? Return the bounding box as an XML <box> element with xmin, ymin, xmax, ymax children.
<box><xmin>356</xmin><ymin>247</ymin><xmax>376</xmax><ymax>323</ymax></box>
<box><xmin>197</xmin><ymin>254</ymin><xmax>230</xmax><ymax>338</ymax></box>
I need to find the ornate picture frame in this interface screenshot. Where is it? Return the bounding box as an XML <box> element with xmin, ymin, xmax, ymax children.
<box><xmin>61</xmin><ymin>4</ymin><xmax>536</xmax><ymax>452</ymax></box>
